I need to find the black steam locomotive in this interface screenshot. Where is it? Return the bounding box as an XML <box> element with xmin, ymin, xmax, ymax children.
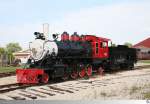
<box><xmin>16</xmin><ymin>32</ymin><xmax>137</xmax><ymax>84</ymax></box>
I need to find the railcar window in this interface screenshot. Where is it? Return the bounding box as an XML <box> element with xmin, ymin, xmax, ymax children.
<box><xmin>103</xmin><ymin>42</ymin><xmax>107</xmax><ymax>47</ymax></box>
<box><xmin>108</xmin><ymin>41</ymin><xmax>112</xmax><ymax>47</ymax></box>
<box><xmin>137</xmin><ymin>49</ymin><xmax>141</xmax><ymax>51</ymax></box>
<box><xmin>101</xmin><ymin>42</ymin><xmax>107</xmax><ymax>48</ymax></box>
<box><xmin>100</xmin><ymin>42</ymin><xmax>102</xmax><ymax>48</ymax></box>
<box><xmin>96</xmin><ymin>42</ymin><xmax>98</xmax><ymax>54</ymax></box>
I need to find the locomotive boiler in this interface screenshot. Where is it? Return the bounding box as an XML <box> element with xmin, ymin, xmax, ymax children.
<box><xmin>16</xmin><ymin>31</ymin><xmax>137</xmax><ymax>84</ymax></box>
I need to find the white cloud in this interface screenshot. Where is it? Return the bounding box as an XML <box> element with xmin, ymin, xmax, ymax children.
<box><xmin>53</xmin><ymin>1</ymin><xmax>150</xmax><ymax>45</ymax></box>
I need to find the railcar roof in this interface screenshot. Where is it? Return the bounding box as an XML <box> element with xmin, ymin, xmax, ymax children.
<box><xmin>84</xmin><ymin>35</ymin><xmax>110</xmax><ymax>41</ymax></box>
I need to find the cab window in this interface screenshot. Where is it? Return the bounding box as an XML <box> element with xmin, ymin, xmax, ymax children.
<box><xmin>96</xmin><ymin>42</ymin><xmax>98</xmax><ymax>54</ymax></box>
<box><xmin>101</xmin><ymin>41</ymin><xmax>107</xmax><ymax>48</ymax></box>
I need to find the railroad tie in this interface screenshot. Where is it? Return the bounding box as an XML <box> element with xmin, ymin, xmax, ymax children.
<box><xmin>30</xmin><ymin>89</ymin><xmax>55</xmax><ymax>96</ymax></box>
<box><xmin>0</xmin><ymin>98</ymin><xmax>6</xmax><ymax>100</ymax></box>
<box><xmin>40</xmin><ymin>88</ymin><xmax>65</xmax><ymax>94</ymax></box>
<box><xmin>47</xmin><ymin>86</ymin><xmax>74</xmax><ymax>93</ymax></box>
<box><xmin>18</xmin><ymin>93</ymin><xmax>37</xmax><ymax>99</ymax></box>
<box><xmin>7</xmin><ymin>95</ymin><xmax>26</xmax><ymax>100</ymax></box>
<box><xmin>67</xmin><ymin>87</ymin><xmax>79</xmax><ymax>91</ymax></box>
<box><xmin>75</xmin><ymin>86</ymin><xmax>87</xmax><ymax>89</ymax></box>
<box><xmin>21</xmin><ymin>90</ymin><xmax>46</xmax><ymax>98</ymax></box>
<box><xmin>60</xmin><ymin>85</ymin><xmax>78</xmax><ymax>91</ymax></box>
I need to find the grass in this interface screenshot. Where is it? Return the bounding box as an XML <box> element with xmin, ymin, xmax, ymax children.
<box><xmin>0</xmin><ymin>66</ymin><xmax>22</xmax><ymax>73</ymax></box>
<box><xmin>130</xmin><ymin>86</ymin><xmax>141</xmax><ymax>95</ymax></box>
<box><xmin>144</xmin><ymin>92</ymin><xmax>150</xmax><ymax>99</ymax></box>
<box><xmin>139</xmin><ymin>60</ymin><xmax>150</xmax><ymax>63</ymax></box>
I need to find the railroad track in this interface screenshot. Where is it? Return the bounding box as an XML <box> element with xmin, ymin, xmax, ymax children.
<box><xmin>0</xmin><ymin>83</ymin><xmax>47</xmax><ymax>94</ymax></box>
<box><xmin>135</xmin><ymin>65</ymin><xmax>150</xmax><ymax>69</ymax></box>
<box><xmin>0</xmin><ymin>65</ymin><xmax>150</xmax><ymax>100</ymax></box>
<box><xmin>0</xmin><ymin>72</ymin><xmax>15</xmax><ymax>78</ymax></box>
<box><xmin>0</xmin><ymin>65</ymin><xmax>149</xmax><ymax>79</ymax></box>
<box><xmin>106</xmin><ymin>65</ymin><xmax>150</xmax><ymax>74</ymax></box>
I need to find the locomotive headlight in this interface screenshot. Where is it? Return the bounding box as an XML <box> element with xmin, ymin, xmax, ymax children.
<box><xmin>29</xmin><ymin>39</ymin><xmax>58</xmax><ymax>61</ymax></box>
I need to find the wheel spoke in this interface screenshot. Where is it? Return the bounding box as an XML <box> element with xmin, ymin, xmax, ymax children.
<box><xmin>70</xmin><ymin>71</ymin><xmax>78</xmax><ymax>79</ymax></box>
<box><xmin>41</xmin><ymin>73</ymin><xmax>49</xmax><ymax>83</ymax></box>
<box><xmin>86</xmin><ymin>66</ymin><xmax>92</xmax><ymax>76</ymax></box>
<box><xmin>98</xmin><ymin>67</ymin><xmax>104</xmax><ymax>76</ymax></box>
<box><xmin>79</xmin><ymin>69</ymin><xmax>86</xmax><ymax>78</ymax></box>
<box><xmin>62</xmin><ymin>73</ymin><xmax>69</xmax><ymax>80</ymax></box>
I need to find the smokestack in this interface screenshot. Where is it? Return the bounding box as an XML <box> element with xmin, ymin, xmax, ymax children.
<box><xmin>43</xmin><ymin>23</ymin><xmax>49</xmax><ymax>40</ymax></box>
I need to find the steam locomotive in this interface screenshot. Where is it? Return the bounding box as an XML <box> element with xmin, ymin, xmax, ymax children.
<box><xmin>16</xmin><ymin>32</ymin><xmax>137</xmax><ymax>84</ymax></box>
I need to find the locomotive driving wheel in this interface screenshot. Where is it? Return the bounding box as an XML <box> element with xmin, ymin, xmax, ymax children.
<box><xmin>70</xmin><ymin>70</ymin><xmax>78</xmax><ymax>79</ymax></box>
<box><xmin>98</xmin><ymin>66</ymin><xmax>104</xmax><ymax>76</ymax></box>
<box><xmin>40</xmin><ymin>73</ymin><xmax>49</xmax><ymax>83</ymax></box>
<box><xmin>79</xmin><ymin>68</ymin><xmax>86</xmax><ymax>78</ymax></box>
<box><xmin>62</xmin><ymin>73</ymin><xmax>69</xmax><ymax>80</ymax></box>
<box><xmin>86</xmin><ymin>65</ymin><xmax>92</xmax><ymax>76</ymax></box>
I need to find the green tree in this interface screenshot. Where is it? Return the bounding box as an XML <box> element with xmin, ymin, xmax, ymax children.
<box><xmin>6</xmin><ymin>43</ymin><xmax>22</xmax><ymax>65</ymax></box>
<box><xmin>0</xmin><ymin>47</ymin><xmax>5</xmax><ymax>54</ymax></box>
<box><xmin>111</xmin><ymin>43</ymin><xmax>116</xmax><ymax>47</ymax></box>
<box><xmin>0</xmin><ymin>47</ymin><xmax>5</xmax><ymax>66</ymax></box>
<box><xmin>124</xmin><ymin>42</ymin><xmax>132</xmax><ymax>48</ymax></box>
<box><xmin>6</xmin><ymin>43</ymin><xmax>22</xmax><ymax>53</ymax></box>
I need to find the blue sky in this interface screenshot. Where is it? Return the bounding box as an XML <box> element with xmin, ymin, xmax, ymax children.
<box><xmin>0</xmin><ymin>0</ymin><xmax>134</xmax><ymax>24</ymax></box>
<box><xmin>0</xmin><ymin>0</ymin><xmax>150</xmax><ymax>49</ymax></box>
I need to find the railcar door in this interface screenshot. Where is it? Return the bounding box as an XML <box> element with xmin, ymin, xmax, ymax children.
<box><xmin>91</xmin><ymin>41</ymin><xmax>99</xmax><ymax>58</ymax></box>
<box><xmin>99</xmin><ymin>41</ymin><xmax>109</xmax><ymax>58</ymax></box>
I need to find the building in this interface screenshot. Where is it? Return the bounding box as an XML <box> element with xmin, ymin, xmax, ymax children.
<box><xmin>133</xmin><ymin>37</ymin><xmax>150</xmax><ymax>60</ymax></box>
<box><xmin>13</xmin><ymin>49</ymin><xmax>30</xmax><ymax>64</ymax></box>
